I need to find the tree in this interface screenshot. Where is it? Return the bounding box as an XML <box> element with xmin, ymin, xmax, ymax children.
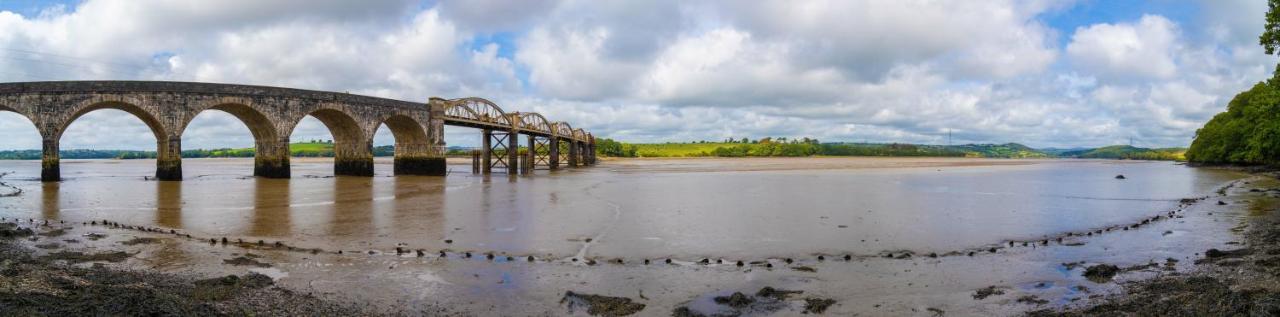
<box><xmin>1265</xmin><ymin>0</ymin><xmax>1280</xmax><ymax>82</ymax></box>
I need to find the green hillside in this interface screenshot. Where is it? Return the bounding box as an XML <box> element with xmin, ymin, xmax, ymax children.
<box><xmin>1062</xmin><ymin>145</ymin><xmax>1186</xmax><ymax>161</ymax></box>
<box><xmin>594</xmin><ymin>138</ymin><xmax>1189</xmax><ymax>161</ymax></box>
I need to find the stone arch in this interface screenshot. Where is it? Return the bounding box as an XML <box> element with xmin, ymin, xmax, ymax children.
<box><xmin>183</xmin><ymin>98</ymin><xmax>289</xmax><ymax>178</ymax></box>
<box><xmin>58</xmin><ymin>98</ymin><xmax>167</xmax><ymax>142</ymax></box>
<box><xmin>374</xmin><ymin>114</ymin><xmax>442</xmax><ymax>175</ymax></box>
<box><xmin>0</xmin><ymin>103</ymin><xmax>39</xmax><ymax>135</ymax></box>
<box><xmin>292</xmin><ymin>107</ymin><xmax>373</xmax><ymax>176</ymax></box>
<box><xmin>57</xmin><ymin>97</ymin><xmax>182</xmax><ymax>180</ymax></box>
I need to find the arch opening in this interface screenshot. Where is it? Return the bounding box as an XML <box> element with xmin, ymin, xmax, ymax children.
<box><xmin>182</xmin><ymin>103</ymin><xmax>286</xmax><ymax>178</ymax></box>
<box><xmin>293</xmin><ymin>109</ymin><xmax>371</xmax><ymax>177</ymax></box>
<box><xmin>374</xmin><ymin>114</ymin><xmax>442</xmax><ymax>176</ymax></box>
<box><xmin>59</xmin><ymin>105</ymin><xmax>170</xmax><ymax>180</ymax></box>
<box><xmin>0</xmin><ymin>107</ymin><xmax>41</xmax><ymax>178</ymax></box>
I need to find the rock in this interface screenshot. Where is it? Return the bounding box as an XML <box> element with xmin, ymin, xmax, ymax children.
<box><xmin>713</xmin><ymin>292</ymin><xmax>754</xmax><ymax>308</ymax></box>
<box><xmin>1083</xmin><ymin>264</ymin><xmax>1121</xmax><ymax>282</ymax></box>
<box><xmin>1115</xmin><ymin>175</ymin><xmax>1126</xmax><ymax>179</ymax></box>
<box><xmin>972</xmin><ymin>286</ymin><xmax>1006</xmax><ymax>300</ymax></box>
<box><xmin>560</xmin><ymin>291</ymin><xmax>646</xmax><ymax>316</ymax></box>
<box><xmin>803</xmin><ymin>298</ymin><xmax>837</xmax><ymax>314</ymax></box>
<box><xmin>1017</xmin><ymin>295</ymin><xmax>1049</xmax><ymax>305</ymax></box>
<box><xmin>1204</xmin><ymin>248</ymin><xmax>1253</xmax><ymax>259</ymax></box>
<box><xmin>755</xmin><ymin>287</ymin><xmax>803</xmax><ymax>300</ymax></box>
<box><xmin>222</xmin><ymin>256</ymin><xmax>272</xmax><ymax>268</ymax></box>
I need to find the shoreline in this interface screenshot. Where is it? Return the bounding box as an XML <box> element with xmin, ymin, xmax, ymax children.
<box><xmin>1035</xmin><ymin>171</ymin><xmax>1280</xmax><ymax>315</ymax></box>
<box><xmin>0</xmin><ymin>164</ymin><xmax>1272</xmax><ymax>315</ymax></box>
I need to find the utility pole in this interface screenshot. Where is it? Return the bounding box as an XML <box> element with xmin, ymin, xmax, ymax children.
<box><xmin>947</xmin><ymin>129</ymin><xmax>952</xmax><ymax>146</ymax></box>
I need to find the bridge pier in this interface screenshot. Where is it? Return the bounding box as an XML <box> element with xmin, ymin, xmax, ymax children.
<box><xmin>40</xmin><ymin>137</ymin><xmax>59</xmax><ymax>182</ymax></box>
<box><xmin>568</xmin><ymin>139</ymin><xmax>580</xmax><ymax>167</ymax></box>
<box><xmin>507</xmin><ymin>130</ymin><xmax>519</xmax><ymax>175</ymax></box>
<box><xmin>395</xmin><ymin>156</ymin><xmax>445</xmax><ymax>176</ymax></box>
<box><xmin>481</xmin><ymin>129</ymin><xmax>493</xmax><ymax>174</ymax></box>
<box><xmin>549</xmin><ymin>137</ymin><xmax>560</xmax><ymax>170</ymax></box>
<box><xmin>254</xmin><ymin>138</ymin><xmax>291</xmax><ymax>178</ymax></box>
<box><xmin>523</xmin><ymin>134</ymin><xmax>534</xmax><ymax>175</ymax></box>
<box><xmin>156</xmin><ymin>135</ymin><xmax>183</xmax><ymax>181</ymax></box>
<box><xmin>333</xmin><ymin>140</ymin><xmax>374</xmax><ymax>177</ymax></box>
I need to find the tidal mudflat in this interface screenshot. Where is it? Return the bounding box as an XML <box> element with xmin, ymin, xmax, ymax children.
<box><xmin>0</xmin><ymin>157</ymin><xmax>1275</xmax><ymax>316</ymax></box>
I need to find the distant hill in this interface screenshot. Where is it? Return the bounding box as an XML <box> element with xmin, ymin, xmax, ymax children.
<box><xmin>595</xmin><ymin>138</ymin><xmax>1184</xmax><ymax>161</ymax></box>
<box><xmin>1058</xmin><ymin>145</ymin><xmax>1186</xmax><ymax>161</ymax></box>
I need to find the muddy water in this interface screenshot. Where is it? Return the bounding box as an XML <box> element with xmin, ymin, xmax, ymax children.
<box><xmin>0</xmin><ymin>157</ymin><xmax>1257</xmax><ymax>315</ymax></box>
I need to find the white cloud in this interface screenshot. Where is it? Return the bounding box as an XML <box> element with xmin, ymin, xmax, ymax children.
<box><xmin>1067</xmin><ymin>15</ymin><xmax>1180</xmax><ymax>80</ymax></box>
<box><xmin>0</xmin><ymin>0</ymin><xmax>1275</xmax><ymax>151</ymax></box>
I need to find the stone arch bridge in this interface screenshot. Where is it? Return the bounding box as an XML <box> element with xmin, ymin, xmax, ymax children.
<box><xmin>0</xmin><ymin>81</ymin><xmax>596</xmax><ymax>182</ymax></box>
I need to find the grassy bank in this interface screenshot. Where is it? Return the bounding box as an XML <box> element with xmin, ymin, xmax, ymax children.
<box><xmin>596</xmin><ymin>138</ymin><xmax>1183</xmax><ymax>161</ymax></box>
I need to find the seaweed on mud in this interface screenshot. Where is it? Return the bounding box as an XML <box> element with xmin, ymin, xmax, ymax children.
<box><xmin>38</xmin><ymin>228</ymin><xmax>67</xmax><ymax>237</ymax></box>
<box><xmin>973</xmin><ymin>286</ymin><xmax>1006</xmax><ymax>300</ymax></box>
<box><xmin>755</xmin><ymin>286</ymin><xmax>803</xmax><ymax>301</ymax></box>
<box><xmin>1031</xmin><ymin>276</ymin><xmax>1280</xmax><ymax>316</ymax></box>
<box><xmin>1082</xmin><ymin>264</ymin><xmax>1120</xmax><ymax>283</ymax></box>
<box><xmin>790</xmin><ymin>265</ymin><xmax>816</xmax><ymax>273</ymax></box>
<box><xmin>713</xmin><ymin>292</ymin><xmax>754</xmax><ymax>308</ymax></box>
<box><xmin>1206</xmin><ymin>248</ymin><xmax>1253</xmax><ymax>259</ymax></box>
<box><xmin>192</xmin><ymin>273</ymin><xmax>275</xmax><ymax>301</ymax></box>
<box><xmin>0</xmin><ymin>223</ymin><xmax>34</xmax><ymax>239</ymax></box>
<box><xmin>1017</xmin><ymin>295</ymin><xmax>1049</xmax><ymax>305</ymax></box>
<box><xmin>41</xmin><ymin>251</ymin><xmax>131</xmax><ymax>263</ymax></box>
<box><xmin>803</xmin><ymin>297</ymin><xmax>837</xmax><ymax>314</ymax></box>
<box><xmin>560</xmin><ymin>291</ymin><xmax>646</xmax><ymax>316</ymax></box>
<box><xmin>671</xmin><ymin>306</ymin><xmax>705</xmax><ymax>317</ymax></box>
<box><xmin>222</xmin><ymin>256</ymin><xmax>272</xmax><ymax>268</ymax></box>
<box><xmin>120</xmin><ymin>237</ymin><xmax>161</xmax><ymax>246</ymax></box>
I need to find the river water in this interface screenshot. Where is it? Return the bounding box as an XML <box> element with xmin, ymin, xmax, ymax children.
<box><xmin>0</xmin><ymin>157</ymin><xmax>1258</xmax><ymax>315</ymax></box>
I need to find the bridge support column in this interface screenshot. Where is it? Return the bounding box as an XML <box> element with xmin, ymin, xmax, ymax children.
<box><xmin>568</xmin><ymin>140</ymin><xmax>579</xmax><ymax>167</ymax></box>
<box><xmin>40</xmin><ymin>137</ymin><xmax>59</xmax><ymax>182</ymax></box>
<box><xmin>507</xmin><ymin>131</ymin><xmax>519</xmax><ymax>175</ymax></box>
<box><xmin>406</xmin><ymin>97</ymin><xmax>448</xmax><ymax>176</ymax></box>
<box><xmin>255</xmin><ymin>138</ymin><xmax>291</xmax><ymax>178</ymax></box>
<box><xmin>334</xmin><ymin>140</ymin><xmax>374</xmax><ymax>177</ymax></box>
<box><xmin>523</xmin><ymin>134</ymin><xmax>535</xmax><ymax>175</ymax></box>
<box><xmin>587</xmin><ymin>137</ymin><xmax>596</xmax><ymax>165</ymax></box>
<box><xmin>549</xmin><ymin>137</ymin><xmax>560</xmax><ymax>170</ymax></box>
<box><xmin>393</xmin><ymin>144</ymin><xmax>444</xmax><ymax>176</ymax></box>
<box><xmin>156</xmin><ymin>135</ymin><xmax>182</xmax><ymax>181</ymax></box>
<box><xmin>481</xmin><ymin>129</ymin><xmax>493</xmax><ymax>174</ymax></box>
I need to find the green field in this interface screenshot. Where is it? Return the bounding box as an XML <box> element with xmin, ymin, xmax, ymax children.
<box><xmin>595</xmin><ymin>138</ymin><xmax>1182</xmax><ymax>161</ymax></box>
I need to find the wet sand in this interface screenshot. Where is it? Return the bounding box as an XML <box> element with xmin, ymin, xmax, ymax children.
<box><xmin>0</xmin><ymin>157</ymin><xmax>1272</xmax><ymax>315</ymax></box>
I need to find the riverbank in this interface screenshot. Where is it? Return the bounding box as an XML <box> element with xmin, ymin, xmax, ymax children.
<box><xmin>0</xmin><ymin>222</ymin><xmax>395</xmax><ymax>316</ymax></box>
<box><xmin>1035</xmin><ymin>170</ymin><xmax>1280</xmax><ymax>316</ymax></box>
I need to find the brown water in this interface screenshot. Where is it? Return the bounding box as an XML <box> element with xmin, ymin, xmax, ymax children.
<box><xmin>0</xmin><ymin>157</ymin><xmax>1259</xmax><ymax>315</ymax></box>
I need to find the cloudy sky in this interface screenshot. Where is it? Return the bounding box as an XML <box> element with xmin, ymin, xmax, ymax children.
<box><xmin>0</xmin><ymin>0</ymin><xmax>1272</xmax><ymax>150</ymax></box>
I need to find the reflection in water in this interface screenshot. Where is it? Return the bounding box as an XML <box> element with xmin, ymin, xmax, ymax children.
<box><xmin>0</xmin><ymin>158</ymin><xmax>1249</xmax><ymax>259</ymax></box>
<box><xmin>329</xmin><ymin>176</ymin><xmax>373</xmax><ymax>238</ymax></box>
<box><xmin>40</xmin><ymin>182</ymin><xmax>58</xmax><ymax>220</ymax></box>
<box><xmin>156</xmin><ymin>181</ymin><xmax>182</xmax><ymax>229</ymax></box>
<box><xmin>390</xmin><ymin>176</ymin><xmax>446</xmax><ymax>241</ymax></box>
<box><xmin>250</xmin><ymin>178</ymin><xmax>291</xmax><ymax>237</ymax></box>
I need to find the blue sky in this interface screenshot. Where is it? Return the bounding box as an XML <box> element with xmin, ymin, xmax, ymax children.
<box><xmin>0</xmin><ymin>0</ymin><xmax>1272</xmax><ymax>150</ymax></box>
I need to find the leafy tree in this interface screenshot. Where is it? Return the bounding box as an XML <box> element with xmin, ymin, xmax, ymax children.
<box><xmin>1187</xmin><ymin>2</ymin><xmax>1280</xmax><ymax>165</ymax></box>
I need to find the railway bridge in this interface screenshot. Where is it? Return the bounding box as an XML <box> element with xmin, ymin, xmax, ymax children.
<box><xmin>0</xmin><ymin>81</ymin><xmax>596</xmax><ymax>182</ymax></box>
